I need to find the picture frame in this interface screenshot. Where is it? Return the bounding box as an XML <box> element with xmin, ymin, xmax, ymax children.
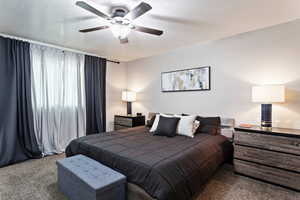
<box><xmin>161</xmin><ymin>66</ymin><xmax>211</xmax><ymax>92</ymax></box>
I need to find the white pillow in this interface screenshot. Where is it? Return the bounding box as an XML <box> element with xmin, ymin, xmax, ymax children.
<box><xmin>192</xmin><ymin>120</ymin><xmax>201</xmax><ymax>134</ymax></box>
<box><xmin>174</xmin><ymin>115</ymin><xmax>197</xmax><ymax>138</ymax></box>
<box><xmin>149</xmin><ymin>113</ymin><xmax>173</xmax><ymax>132</ymax></box>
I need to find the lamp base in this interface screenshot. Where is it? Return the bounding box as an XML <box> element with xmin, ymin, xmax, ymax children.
<box><xmin>127</xmin><ymin>102</ymin><xmax>132</xmax><ymax>115</ymax></box>
<box><xmin>261</xmin><ymin>104</ymin><xmax>272</xmax><ymax>128</ymax></box>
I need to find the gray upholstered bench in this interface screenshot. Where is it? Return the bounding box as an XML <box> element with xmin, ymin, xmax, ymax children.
<box><xmin>56</xmin><ymin>155</ymin><xmax>126</xmax><ymax>200</ymax></box>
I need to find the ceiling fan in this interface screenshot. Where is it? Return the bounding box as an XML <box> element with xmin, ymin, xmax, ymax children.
<box><xmin>76</xmin><ymin>1</ymin><xmax>164</xmax><ymax>44</ymax></box>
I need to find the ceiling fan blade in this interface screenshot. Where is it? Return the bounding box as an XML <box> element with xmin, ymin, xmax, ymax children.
<box><xmin>76</xmin><ymin>1</ymin><xmax>110</xmax><ymax>20</ymax></box>
<box><xmin>119</xmin><ymin>37</ymin><xmax>129</xmax><ymax>44</ymax></box>
<box><xmin>79</xmin><ymin>26</ymin><xmax>109</xmax><ymax>33</ymax></box>
<box><xmin>125</xmin><ymin>2</ymin><xmax>152</xmax><ymax>20</ymax></box>
<box><xmin>133</xmin><ymin>26</ymin><xmax>163</xmax><ymax>36</ymax></box>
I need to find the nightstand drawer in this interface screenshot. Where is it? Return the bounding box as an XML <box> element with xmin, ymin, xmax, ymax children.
<box><xmin>235</xmin><ymin>159</ymin><xmax>300</xmax><ymax>190</ymax></box>
<box><xmin>114</xmin><ymin>124</ymin><xmax>129</xmax><ymax>130</ymax></box>
<box><xmin>235</xmin><ymin>131</ymin><xmax>300</xmax><ymax>155</ymax></box>
<box><xmin>114</xmin><ymin>115</ymin><xmax>145</xmax><ymax>131</ymax></box>
<box><xmin>114</xmin><ymin>116</ymin><xmax>133</xmax><ymax>126</ymax></box>
<box><xmin>235</xmin><ymin>145</ymin><xmax>300</xmax><ymax>173</ymax></box>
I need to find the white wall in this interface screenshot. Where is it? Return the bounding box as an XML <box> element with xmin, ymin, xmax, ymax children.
<box><xmin>106</xmin><ymin>62</ymin><xmax>127</xmax><ymax>131</ymax></box>
<box><xmin>126</xmin><ymin>19</ymin><xmax>300</xmax><ymax>129</ymax></box>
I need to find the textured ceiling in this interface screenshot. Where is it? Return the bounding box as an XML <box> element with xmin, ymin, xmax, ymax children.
<box><xmin>0</xmin><ymin>0</ymin><xmax>300</xmax><ymax>61</ymax></box>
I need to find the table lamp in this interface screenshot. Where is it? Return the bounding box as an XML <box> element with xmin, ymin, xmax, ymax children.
<box><xmin>122</xmin><ymin>90</ymin><xmax>136</xmax><ymax>115</ymax></box>
<box><xmin>252</xmin><ymin>85</ymin><xmax>285</xmax><ymax>128</ymax></box>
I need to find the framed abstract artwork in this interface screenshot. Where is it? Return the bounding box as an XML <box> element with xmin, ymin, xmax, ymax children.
<box><xmin>161</xmin><ymin>66</ymin><xmax>211</xmax><ymax>92</ymax></box>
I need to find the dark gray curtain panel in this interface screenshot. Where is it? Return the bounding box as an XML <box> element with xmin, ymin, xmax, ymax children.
<box><xmin>84</xmin><ymin>55</ymin><xmax>106</xmax><ymax>134</ymax></box>
<box><xmin>0</xmin><ymin>37</ymin><xmax>41</xmax><ymax>167</ymax></box>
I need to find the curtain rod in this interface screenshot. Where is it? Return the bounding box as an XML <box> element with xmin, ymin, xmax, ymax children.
<box><xmin>107</xmin><ymin>59</ymin><xmax>120</xmax><ymax>64</ymax></box>
<box><xmin>0</xmin><ymin>33</ymin><xmax>120</xmax><ymax>64</ymax></box>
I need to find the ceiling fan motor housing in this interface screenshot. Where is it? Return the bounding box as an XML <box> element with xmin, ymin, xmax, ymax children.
<box><xmin>111</xmin><ymin>7</ymin><xmax>129</xmax><ymax>18</ymax></box>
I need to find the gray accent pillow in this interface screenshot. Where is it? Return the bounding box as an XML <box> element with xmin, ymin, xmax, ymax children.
<box><xmin>195</xmin><ymin>116</ymin><xmax>221</xmax><ymax>135</ymax></box>
<box><xmin>154</xmin><ymin>116</ymin><xmax>180</xmax><ymax>137</ymax></box>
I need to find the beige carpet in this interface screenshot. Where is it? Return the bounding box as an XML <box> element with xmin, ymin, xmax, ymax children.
<box><xmin>0</xmin><ymin>154</ymin><xmax>299</xmax><ymax>200</ymax></box>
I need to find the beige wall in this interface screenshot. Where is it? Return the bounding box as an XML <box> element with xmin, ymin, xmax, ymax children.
<box><xmin>126</xmin><ymin>19</ymin><xmax>300</xmax><ymax>129</ymax></box>
<box><xmin>106</xmin><ymin>62</ymin><xmax>127</xmax><ymax>131</ymax></box>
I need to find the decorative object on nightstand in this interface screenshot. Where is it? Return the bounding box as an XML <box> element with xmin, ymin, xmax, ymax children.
<box><xmin>252</xmin><ymin>85</ymin><xmax>285</xmax><ymax>129</ymax></box>
<box><xmin>114</xmin><ymin>115</ymin><xmax>145</xmax><ymax>130</ymax></box>
<box><xmin>234</xmin><ymin>126</ymin><xmax>300</xmax><ymax>191</ymax></box>
<box><xmin>238</xmin><ymin>123</ymin><xmax>253</xmax><ymax>128</ymax></box>
<box><xmin>122</xmin><ymin>90</ymin><xmax>136</xmax><ymax>115</ymax></box>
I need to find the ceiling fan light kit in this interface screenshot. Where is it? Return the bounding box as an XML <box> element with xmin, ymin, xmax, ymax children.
<box><xmin>110</xmin><ymin>23</ymin><xmax>131</xmax><ymax>39</ymax></box>
<box><xmin>76</xmin><ymin>1</ymin><xmax>163</xmax><ymax>44</ymax></box>
<box><xmin>110</xmin><ymin>16</ymin><xmax>133</xmax><ymax>39</ymax></box>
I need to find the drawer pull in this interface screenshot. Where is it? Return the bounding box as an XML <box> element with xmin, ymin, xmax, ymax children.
<box><xmin>292</xmin><ymin>142</ymin><xmax>300</xmax><ymax>147</ymax></box>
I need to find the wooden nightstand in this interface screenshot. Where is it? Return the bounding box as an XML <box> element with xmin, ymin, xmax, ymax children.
<box><xmin>114</xmin><ymin>115</ymin><xmax>145</xmax><ymax>130</ymax></box>
<box><xmin>234</xmin><ymin>126</ymin><xmax>300</xmax><ymax>191</ymax></box>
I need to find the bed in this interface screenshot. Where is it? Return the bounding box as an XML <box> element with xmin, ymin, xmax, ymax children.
<box><xmin>65</xmin><ymin>126</ymin><xmax>233</xmax><ymax>200</ymax></box>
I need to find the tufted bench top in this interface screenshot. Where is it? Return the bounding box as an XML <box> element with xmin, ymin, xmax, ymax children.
<box><xmin>57</xmin><ymin>154</ymin><xmax>126</xmax><ymax>191</ymax></box>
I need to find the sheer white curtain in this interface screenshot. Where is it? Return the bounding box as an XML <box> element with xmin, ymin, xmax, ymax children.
<box><xmin>30</xmin><ymin>44</ymin><xmax>86</xmax><ymax>155</ymax></box>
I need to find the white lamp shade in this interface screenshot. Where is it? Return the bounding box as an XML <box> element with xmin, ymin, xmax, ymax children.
<box><xmin>110</xmin><ymin>24</ymin><xmax>131</xmax><ymax>39</ymax></box>
<box><xmin>122</xmin><ymin>91</ymin><xmax>136</xmax><ymax>102</ymax></box>
<box><xmin>252</xmin><ymin>85</ymin><xmax>285</xmax><ymax>103</ymax></box>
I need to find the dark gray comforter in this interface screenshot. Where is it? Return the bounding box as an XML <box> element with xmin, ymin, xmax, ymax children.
<box><xmin>65</xmin><ymin>126</ymin><xmax>232</xmax><ymax>200</ymax></box>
